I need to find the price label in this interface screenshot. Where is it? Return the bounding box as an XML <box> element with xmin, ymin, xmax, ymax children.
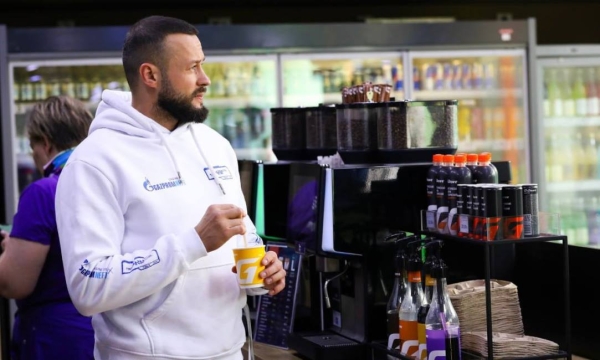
<box><xmin>459</xmin><ymin>214</ymin><xmax>469</xmax><ymax>233</ymax></box>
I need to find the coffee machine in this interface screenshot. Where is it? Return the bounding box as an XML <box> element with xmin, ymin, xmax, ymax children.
<box><xmin>286</xmin><ymin>161</ymin><xmax>431</xmax><ymax>360</ymax></box>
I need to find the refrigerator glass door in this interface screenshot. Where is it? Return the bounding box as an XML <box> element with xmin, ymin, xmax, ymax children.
<box><xmin>9</xmin><ymin>55</ymin><xmax>277</xmax><ymax>199</ymax></box>
<box><xmin>280</xmin><ymin>52</ymin><xmax>404</xmax><ymax>107</ymax></box>
<box><xmin>408</xmin><ymin>50</ymin><xmax>529</xmax><ymax>184</ymax></box>
<box><xmin>10</xmin><ymin>59</ymin><xmax>126</xmax><ymax>196</ymax></box>
<box><xmin>538</xmin><ymin>57</ymin><xmax>600</xmax><ymax>246</ymax></box>
<box><xmin>203</xmin><ymin>55</ymin><xmax>278</xmax><ymax>162</ymax></box>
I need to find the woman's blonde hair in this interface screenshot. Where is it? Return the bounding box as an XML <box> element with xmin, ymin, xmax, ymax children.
<box><xmin>26</xmin><ymin>95</ymin><xmax>93</xmax><ymax>151</ymax></box>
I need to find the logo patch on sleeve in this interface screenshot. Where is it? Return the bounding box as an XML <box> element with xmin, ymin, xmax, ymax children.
<box><xmin>122</xmin><ymin>250</ymin><xmax>161</xmax><ymax>274</ymax></box>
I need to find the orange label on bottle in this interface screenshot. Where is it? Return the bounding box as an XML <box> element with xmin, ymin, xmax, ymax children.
<box><xmin>417</xmin><ymin>323</ymin><xmax>427</xmax><ymax>360</ymax></box>
<box><xmin>399</xmin><ymin>320</ymin><xmax>419</xmax><ymax>357</ymax></box>
<box><xmin>425</xmin><ymin>275</ymin><xmax>435</xmax><ymax>287</ymax></box>
<box><xmin>408</xmin><ymin>271</ymin><xmax>421</xmax><ymax>283</ymax></box>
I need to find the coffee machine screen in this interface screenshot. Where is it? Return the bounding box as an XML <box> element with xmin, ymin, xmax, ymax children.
<box><xmin>287</xmin><ymin>163</ymin><xmax>323</xmax><ymax>252</ymax></box>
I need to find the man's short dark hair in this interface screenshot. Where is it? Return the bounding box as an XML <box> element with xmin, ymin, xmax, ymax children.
<box><xmin>122</xmin><ymin>16</ymin><xmax>198</xmax><ymax>91</ymax></box>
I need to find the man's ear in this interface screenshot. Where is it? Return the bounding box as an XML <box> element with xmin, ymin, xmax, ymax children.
<box><xmin>139</xmin><ymin>63</ymin><xmax>161</xmax><ymax>89</ymax></box>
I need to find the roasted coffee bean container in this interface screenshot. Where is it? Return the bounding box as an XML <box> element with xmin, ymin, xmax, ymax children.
<box><xmin>270</xmin><ymin>107</ymin><xmax>307</xmax><ymax>160</ymax></box>
<box><xmin>377</xmin><ymin>100</ymin><xmax>457</xmax><ymax>163</ymax></box>
<box><xmin>335</xmin><ymin>102</ymin><xmax>379</xmax><ymax>164</ymax></box>
<box><xmin>305</xmin><ymin>105</ymin><xmax>337</xmax><ymax>158</ymax></box>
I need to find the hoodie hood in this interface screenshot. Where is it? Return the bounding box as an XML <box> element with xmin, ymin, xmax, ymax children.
<box><xmin>91</xmin><ymin>90</ymin><xmax>226</xmax><ymax>195</ymax></box>
<box><xmin>91</xmin><ymin>90</ymin><xmax>171</xmax><ymax>138</ymax></box>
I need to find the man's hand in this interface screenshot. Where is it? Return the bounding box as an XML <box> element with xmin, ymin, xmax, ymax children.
<box><xmin>195</xmin><ymin>204</ymin><xmax>246</xmax><ymax>252</ymax></box>
<box><xmin>258</xmin><ymin>251</ymin><xmax>286</xmax><ymax>296</ymax></box>
<box><xmin>231</xmin><ymin>250</ymin><xmax>286</xmax><ymax>296</ymax></box>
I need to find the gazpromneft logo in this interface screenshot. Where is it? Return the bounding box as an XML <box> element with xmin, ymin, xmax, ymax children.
<box><xmin>79</xmin><ymin>259</ymin><xmax>112</xmax><ymax>279</ymax></box>
<box><xmin>143</xmin><ymin>177</ymin><xmax>185</xmax><ymax>192</ymax></box>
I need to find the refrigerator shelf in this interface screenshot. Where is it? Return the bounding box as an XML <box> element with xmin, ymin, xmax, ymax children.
<box><xmin>458</xmin><ymin>138</ymin><xmax>525</xmax><ymax>152</ymax></box>
<box><xmin>412</xmin><ymin>88</ymin><xmax>523</xmax><ymax>101</ymax></box>
<box><xmin>546</xmin><ymin>179</ymin><xmax>600</xmax><ymax>193</ymax></box>
<box><xmin>13</xmin><ymin>96</ymin><xmax>276</xmax><ymax>115</ymax></box>
<box><xmin>544</xmin><ymin>117</ymin><xmax>600</xmax><ymax>128</ymax></box>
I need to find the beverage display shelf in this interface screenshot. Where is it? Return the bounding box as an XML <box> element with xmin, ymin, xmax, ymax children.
<box><xmin>545</xmin><ymin>117</ymin><xmax>600</xmax><ymax>127</ymax></box>
<box><xmin>14</xmin><ymin>97</ymin><xmax>275</xmax><ymax>115</ymax></box>
<box><xmin>413</xmin><ymin>88</ymin><xmax>523</xmax><ymax>101</ymax></box>
<box><xmin>546</xmin><ymin>179</ymin><xmax>600</xmax><ymax>193</ymax></box>
<box><xmin>419</xmin><ymin>231</ymin><xmax>566</xmax><ymax>245</ymax></box>
<box><xmin>458</xmin><ymin>138</ymin><xmax>525</xmax><ymax>153</ymax></box>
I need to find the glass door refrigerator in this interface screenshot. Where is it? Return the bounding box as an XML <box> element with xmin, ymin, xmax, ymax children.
<box><xmin>280</xmin><ymin>52</ymin><xmax>405</xmax><ymax>107</ymax></box>
<box><xmin>407</xmin><ymin>49</ymin><xmax>530</xmax><ymax>184</ymax></box>
<box><xmin>4</xmin><ymin>52</ymin><xmax>278</xmax><ymax>219</ymax></box>
<box><xmin>535</xmin><ymin>45</ymin><xmax>600</xmax><ymax>247</ymax></box>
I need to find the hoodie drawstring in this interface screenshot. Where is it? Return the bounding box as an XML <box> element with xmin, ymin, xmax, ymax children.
<box><xmin>155</xmin><ymin>130</ymin><xmax>183</xmax><ymax>181</ymax></box>
<box><xmin>189</xmin><ymin>125</ymin><xmax>226</xmax><ymax>195</ymax></box>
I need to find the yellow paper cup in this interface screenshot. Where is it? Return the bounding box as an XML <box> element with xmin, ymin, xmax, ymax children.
<box><xmin>232</xmin><ymin>245</ymin><xmax>266</xmax><ymax>289</ymax></box>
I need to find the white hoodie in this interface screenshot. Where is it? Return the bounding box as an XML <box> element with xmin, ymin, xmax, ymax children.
<box><xmin>56</xmin><ymin>90</ymin><xmax>258</xmax><ymax>360</ymax></box>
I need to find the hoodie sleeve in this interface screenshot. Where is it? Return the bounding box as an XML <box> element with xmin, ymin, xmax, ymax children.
<box><xmin>56</xmin><ymin>160</ymin><xmax>207</xmax><ymax>316</ymax></box>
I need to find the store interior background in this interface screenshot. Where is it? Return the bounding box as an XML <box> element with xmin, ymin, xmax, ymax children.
<box><xmin>1</xmin><ymin>1</ymin><xmax>599</xmax><ymax>360</ymax></box>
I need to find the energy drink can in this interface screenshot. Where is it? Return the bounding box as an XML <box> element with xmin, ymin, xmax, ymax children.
<box><xmin>521</xmin><ymin>184</ymin><xmax>539</xmax><ymax>236</ymax></box>
<box><xmin>502</xmin><ymin>185</ymin><xmax>524</xmax><ymax>239</ymax></box>
<box><xmin>470</xmin><ymin>185</ymin><xmax>481</xmax><ymax>239</ymax></box>
<box><xmin>483</xmin><ymin>186</ymin><xmax>503</xmax><ymax>240</ymax></box>
<box><xmin>472</xmin><ymin>184</ymin><xmax>492</xmax><ymax>240</ymax></box>
<box><xmin>457</xmin><ymin>184</ymin><xmax>470</xmax><ymax>237</ymax></box>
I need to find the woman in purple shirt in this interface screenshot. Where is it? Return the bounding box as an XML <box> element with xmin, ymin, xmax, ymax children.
<box><xmin>0</xmin><ymin>96</ymin><xmax>94</xmax><ymax>359</ymax></box>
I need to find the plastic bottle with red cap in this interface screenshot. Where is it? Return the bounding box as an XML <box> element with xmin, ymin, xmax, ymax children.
<box><xmin>435</xmin><ymin>155</ymin><xmax>455</xmax><ymax>234</ymax></box>
<box><xmin>472</xmin><ymin>152</ymin><xmax>498</xmax><ymax>184</ymax></box>
<box><xmin>446</xmin><ymin>154</ymin><xmax>472</xmax><ymax>236</ymax></box>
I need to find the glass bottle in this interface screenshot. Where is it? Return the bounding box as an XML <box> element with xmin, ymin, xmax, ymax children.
<box><xmin>399</xmin><ymin>243</ymin><xmax>425</xmax><ymax>358</ymax></box>
<box><xmin>425</xmin><ymin>260</ymin><xmax>461</xmax><ymax>360</ymax></box>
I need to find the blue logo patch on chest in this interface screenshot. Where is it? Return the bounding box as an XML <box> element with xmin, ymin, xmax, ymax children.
<box><xmin>204</xmin><ymin>166</ymin><xmax>233</xmax><ymax>181</ymax></box>
<box><xmin>143</xmin><ymin>177</ymin><xmax>185</xmax><ymax>192</ymax></box>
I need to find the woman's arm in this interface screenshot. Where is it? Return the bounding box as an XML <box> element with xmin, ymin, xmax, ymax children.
<box><xmin>0</xmin><ymin>235</ymin><xmax>49</xmax><ymax>299</ymax></box>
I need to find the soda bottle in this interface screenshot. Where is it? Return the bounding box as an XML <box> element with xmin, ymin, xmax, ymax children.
<box><xmin>587</xmin><ymin>68</ymin><xmax>600</xmax><ymax>116</ymax></box>
<box><xmin>435</xmin><ymin>155</ymin><xmax>454</xmax><ymax>234</ymax></box>
<box><xmin>472</xmin><ymin>152</ymin><xmax>498</xmax><ymax>184</ymax></box>
<box><xmin>547</xmin><ymin>69</ymin><xmax>562</xmax><ymax>117</ymax></box>
<box><xmin>466</xmin><ymin>154</ymin><xmax>478</xmax><ymax>178</ymax></box>
<box><xmin>446</xmin><ymin>154</ymin><xmax>473</xmax><ymax>236</ymax></box>
<box><xmin>426</xmin><ymin>154</ymin><xmax>444</xmax><ymax>231</ymax></box>
<box><xmin>562</xmin><ymin>69</ymin><xmax>576</xmax><ymax>117</ymax></box>
<box><xmin>573</xmin><ymin>68</ymin><xmax>588</xmax><ymax>117</ymax></box>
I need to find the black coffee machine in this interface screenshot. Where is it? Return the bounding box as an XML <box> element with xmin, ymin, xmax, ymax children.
<box><xmin>286</xmin><ymin>161</ymin><xmax>431</xmax><ymax>360</ymax></box>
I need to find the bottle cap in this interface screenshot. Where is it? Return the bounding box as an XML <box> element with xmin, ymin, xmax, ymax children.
<box><xmin>455</xmin><ymin>154</ymin><xmax>467</xmax><ymax>163</ymax></box>
<box><xmin>433</xmin><ymin>154</ymin><xmax>444</xmax><ymax>163</ymax></box>
<box><xmin>443</xmin><ymin>154</ymin><xmax>455</xmax><ymax>163</ymax></box>
<box><xmin>467</xmin><ymin>153</ymin><xmax>478</xmax><ymax>162</ymax></box>
<box><xmin>478</xmin><ymin>152</ymin><xmax>492</xmax><ymax>162</ymax></box>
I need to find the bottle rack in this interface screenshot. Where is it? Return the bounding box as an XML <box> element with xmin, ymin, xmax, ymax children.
<box><xmin>369</xmin><ymin>212</ymin><xmax>571</xmax><ymax>360</ymax></box>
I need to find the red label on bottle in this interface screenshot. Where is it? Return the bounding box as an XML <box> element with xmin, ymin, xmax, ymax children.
<box><xmin>408</xmin><ymin>271</ymin><xmax>422</xmax><ymax>283</ymax></box>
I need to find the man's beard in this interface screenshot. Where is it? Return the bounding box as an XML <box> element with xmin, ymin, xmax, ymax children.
<box><xmin>157</xmin><ymin>79</ymin><xmax>209</xmax><ymax>126</ymax></box>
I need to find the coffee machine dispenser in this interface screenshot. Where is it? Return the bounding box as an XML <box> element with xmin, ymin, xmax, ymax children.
<box><xmin>286</xmin><ymin>162</ymin><xmax>431</xmax><ymax>360</ymax></box>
